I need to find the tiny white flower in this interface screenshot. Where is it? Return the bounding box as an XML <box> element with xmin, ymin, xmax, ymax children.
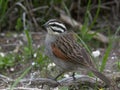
<box><xmin>32</xmin><ymin>62</ymin><xmax>36</xmax><ymax>66</ymax></box>
<box><xmin>48</xmin><ymin>63</ymin><xmax>56</xmax><ymax>68</ymax></box>
<box><xmin>111</xmin><ymin>56</ymin><xmax>117</xmax><ymax>60</ymax></box>
<box><xmin>33</xmin><ymin>53</ymin><xmax>37</xmax><ymax>58</ymax></box>
<box><xmin>0</xmin><ymin>52</ymin><xmax>5</xmax><ymax>57</ymax></box>
<box><xmin>64</xmin><ymin>74</ymin><xmax>69</xmax><ymax>78</ymax></box>
<box><xmin>111</xmin><ymin>56</ymin><xmax>114</xmax><ymax>60</ymax></box>
<box><xmin>92</xmin><ymin>50</ymin><xmax>100</xmax><ymax>58</ymax></box>
<box><xmin>10</xmin><ymin>67</ymin><xmax>15</xmax><ymax>72</ymax></box>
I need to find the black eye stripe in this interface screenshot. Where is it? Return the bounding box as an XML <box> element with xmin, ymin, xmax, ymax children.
<box><xmin>49</xmin><ymin>24</ymin><xmax>66</xmax><ymax>32</ymax></box>
<box><xmin>50</xmin><ymin>27</ymin><xmax>63</xmax><ymax>33</ymax></box>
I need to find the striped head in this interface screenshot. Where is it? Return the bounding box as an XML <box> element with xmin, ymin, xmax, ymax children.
<box><xmin>43</xmin><ymin>19</ymin><xmax>67</xmax><ymax>35</ymax></box>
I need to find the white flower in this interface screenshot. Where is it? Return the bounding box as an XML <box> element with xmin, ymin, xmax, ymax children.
<box><xmin>92</xmin><ymin>50</ymin><xmax>100</xmax><ymax>58</ymax></box>
<box><xmin>48</xmin><ymin>63</ymin><xmax>56</xmax><ymax>68</ymax></box>
<box><xmin>111</xmin><ymin>56</ymin><xmax>117</xmax><ymax>60</ymax></box>
<box><xmin>64</xmin><ymin>74</ymin><xmax>69</xmax><ymax>78</ymax></box>
<box><xmin>33</xmin><ymin>53</ymin><xmax>37</xmax><ymax>58</ymax></box>
<box><xmin>32</xmin><ymin>62</ymin><xmax>36</xmax><ymax>66</ymax></box>
<box><xmin>0</xmin><ymin>52</ymin><xmax>5</xmax><ymax>57</ymax></box>
<box><xmin>10</xmin><ymin>67</ymin><xmax>15</xmax><ymax>72</ymax></box>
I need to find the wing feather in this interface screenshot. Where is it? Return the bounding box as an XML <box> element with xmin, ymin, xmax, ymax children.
<box><xmin>51</xmin><ymin>32</ymin><xmax>95</xmax><ymax>67</ymax></box>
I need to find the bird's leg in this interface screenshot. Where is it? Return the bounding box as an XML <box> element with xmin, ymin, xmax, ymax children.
<box><xmin>72</xmin><ymin>72</ymin><xmax>76</xmax><ymax>80</ymax></box>
<box><xmin>54</xmin><ymin>71</ymin><xmax>65</xmax><ymax>80</ymax></box>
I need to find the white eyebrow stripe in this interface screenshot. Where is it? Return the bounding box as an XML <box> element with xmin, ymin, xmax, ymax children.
<box><xmin>49</xmin><ymin>22</ymin><xmax>66</xmax><ymax>29</ymax></box>
<box><xmin>51</xmin><ymin>26</ymin><xmax>64</xmax><ymax>32</ymax></box>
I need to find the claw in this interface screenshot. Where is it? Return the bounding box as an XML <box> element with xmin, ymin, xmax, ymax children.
<box><xmin>72</xmin><ymin>72</ymin><xmax>76</xmax><ymax>80</ymax></box>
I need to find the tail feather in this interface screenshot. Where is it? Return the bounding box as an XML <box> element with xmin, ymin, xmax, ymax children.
<box><xmin>90</xmin><ymin>68</ymin><xmax>119</xmax><ymax>90</ymax></box>
<box><xmin>90</xmin><ymin>68</ymin><xmax>111</xmax><ymax>87</ymax></box>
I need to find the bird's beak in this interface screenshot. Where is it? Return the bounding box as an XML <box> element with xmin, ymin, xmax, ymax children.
<box><xmin>42</xmin><ymin>24</ymin><xmax>46</xmax><ymax>32</ymax></box>
<box><xmin>42</xmin><ymin>23</ymin><xmax>47</xmax><ymax>28</ymax></box>
<box><xmin>42</xmin><ymin>23</ymin><xmax>48</xmax><ymax>32</ymax></box>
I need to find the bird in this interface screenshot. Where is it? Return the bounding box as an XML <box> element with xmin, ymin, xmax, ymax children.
<box><xmin>43</xmin><ymin>19</ymin><xmax>113</xmax><ymax>88</ymax></box>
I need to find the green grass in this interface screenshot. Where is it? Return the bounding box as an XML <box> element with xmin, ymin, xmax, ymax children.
<box><xmin>0</xmin><ymin>0</ymin><xmax>8</xmax><ymax>25</ymax></box>
<box><xmin>115</xmin><ymin>61</ymin><xmax>120</xmax><ymax>70</ymax></box>
<box><xmin>100</xmin><ymin>40</ymin><xmax>112</xmax><ymax>72</ymax></box>
<box><xmin>0</xmin><ymin>53</ymin><xmax>15</xmax><ymax>69</ymax></box>
<box><xmin>15</xmin><ymin>18</ymin><xmax>23</xmax><ymax>31</ymax></box>
<box><xmin>24</xmin><ymin>29</ymin><xmax>33</xmax><ymax>57</ymax></box>
<box><xmin>10</xmin><ymin>66</ymin><xmax>32</xmax><ymax>90</ymax></box>
<box><xmin>100</xmin><ymin>26</ymin><xmax>120</xmax><ymax>72</ymax></box>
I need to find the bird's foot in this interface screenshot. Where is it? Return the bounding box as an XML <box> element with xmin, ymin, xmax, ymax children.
<box><xmin>72</xmin><ymin>72</ymin><xmax>76</xmax><ymax>80</ymax></box>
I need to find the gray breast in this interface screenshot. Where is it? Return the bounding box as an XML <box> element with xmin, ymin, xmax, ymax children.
<box><xmin>45</xmin><ymin>34</ymin><xmax>78</xmax><ymax>71</ymax></box>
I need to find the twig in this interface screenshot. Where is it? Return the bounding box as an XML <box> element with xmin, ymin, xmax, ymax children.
<box><xmin>0</xmin><ymin>73</ymin><xmax>120</xmax><ymax>89</ymax></box>
<box><xmin>0</xmin><ymin>74</ymin><xmax>13</xmax><ymax>81</ymax></box>
<box><xmin>60</xmin><ymin>13</ymin><xmax>109</xmax><ymax>43</ymax></box>
<box><xmin>25</xmin><ymin>0</ymin><xmax>39</xmax><ymax>29</ymax></box>
<box><xmin>91</xmin><ymin>1</ymin><xmax>116</xmax><ymax>10</ymax></box>
<box><xmin>31</xmin><ymin>6</ymin><xmax>48</xmax><ymax>12</ymax></box>
<box><xmin>4</xmin><ymin>87</ymin><xmax>42</xmax><ymax>90</ymax></box>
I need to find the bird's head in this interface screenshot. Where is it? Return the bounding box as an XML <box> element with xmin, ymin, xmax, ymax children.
<box><xmin>43</xmin><ymin>19</ymin><xmax>67</xmax><ymax>35</ymax></box>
